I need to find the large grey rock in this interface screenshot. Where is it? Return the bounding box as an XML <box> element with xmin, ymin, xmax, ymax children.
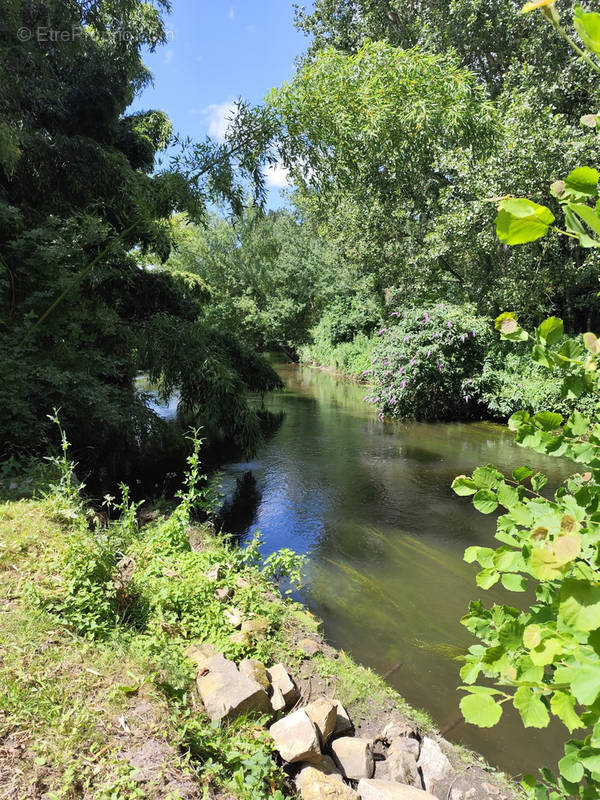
<box><xmin>358</xmin><ymin>779</ymin><xmax>438</xmax><ymax>800</ymax></box>
<box><xmin>331</xmin><ymin>737</ymin><xmax>374</xmax><ymax>780</ymax></box>
<box><xmin>224</xmin><ymin>607</ymin><xmax>243</xmax><ymax>628</ymax></box>
<box><xmin>241</xmin><ymin>617</ymin><xmax>270</xmax><ymax>637</ymax></box>
<box><xmin>417</xmin><ymin>738</ymin><xmax>453</xmax><ymax>794</ymax></box>
<box><xmin>185</xmin><ymin>642</ymin><xmax>217</xmax><ymax>669</ymax></box>
<box><xmin>389</xmin><ymin>736</ymin><xmax>420</xmax><ymax>760</ymax></box>
<box><xmin>269</xmin><ymin>709</ymin><xmax>321</xmax><ymax>764</ymax></box>
<box><xmin>296</xmin><ymin>755</ymin><xmax>342</xmax><ymax>784</ymax></box>
<box><xmin>332</xmin><ymin>699</ymin><xmax>353</xmax><ymax>735</ymax></box>
<box><xmin>239</xmin><ymin>658</ymin><xmax>270</xmax><ymax>691</ymax></box>
<box><xmin>387</xmin><ymin>747</ymin><xmax>421</xmax><ymax>788</ymax></box>
<box><xmin>268</xmin><ymin>663</ymin><xmax>300</xmax><ymax>710</ymax></box>
<box><xmin>297</xmin><ymin>766</ymin><xmax>359</xmax><ymax>800</ymax></box>
<box><xmin>381</xmin><ymin>721</ymin><xmax>417</xmax><ymax>743</ymax></box>
<box><xmin>196</xmin><ymin>653</ymin><xmax>270</xmax><ymax>721</ymax></box>
<box><xmin>304</xmin><ymin>698</ymin><xmax>337</xmax><ymax>744</ymax></box>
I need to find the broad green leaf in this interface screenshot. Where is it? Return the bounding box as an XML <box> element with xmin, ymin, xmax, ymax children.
<box><xmin>554</xmin><ymin>534</ymin><xmax>581</xmax><ymax>565</ymax></box>
<box><xmin>559</xmin><ymin>579</ymin><xmax>600</xmax><ymax>630</ymax></box>
<box><xmin>565</xmin><ymin>167</ymin><xmax>600</xmax><ymax>196</ymax></box>
<box><xmin>501</xmin><ymin>573</ymin><xmax>527</xmax><ymax>591</ymax></box>
<box><xmin>580</xmin><ymin>748</ymin><xmax>600</xmax><ymax>773</ymax></box>
<box><xmin>460</xmin><ymin>661</ymin><xmax>482</xmax><ymax>684</ymax></box>
<box><xmin>532</xmin><ymin>412</ymin><xmax>563</xmax><ymax>431</ymax></box>
<box><xmin>460</xmin><ymin>692</ymin><xmax>503</xmax><ymax>727</ymax></box>
<box><xmin>529</xmin><ymin>636</ymin><xmax>563</xmax><ymax>666</ymax></box>
<box><xmin>523</xmin><ymin>624</ymin><xmax>542</xmax><ymax>649</ymax></box>
<box><xmin>472</xmin><ymin>465</ymin><xmax>503</xmax><ymax>489</ymax></box>
<box><xmin>530</xmin><ymin>547</ymin><xmax>567</xmax><ymax>581</ymax></box>
<box><xmin>558</xmin><ymin>753</ymin><xmax>584</xmax><ymax>783</ymax></box>
<box><xmin>537</xmin><ymin>317</ymin><xmax>564</xmax><ymax>346</ymax></box>
<box><xmin>464</xmin><ymin>546</ymin><xmax>495</xmax><ymax>567</ymax></box>
<box><xmin>564</xmin><ymin>410</ymin><xmax>591</xmax><ymax>437</ymax></box>
<box><xmin>508</xmin><ymin>411</ymin><xmax>530</xmax><ymax>431</ymax></box>
<box><xmin>574</xmin><ymin>7</ymin><xmax>600</xmax><ymax>54</ymax></box>
<box><xmin>561</xmin><ymin>375</ymin><xmax>586</xmax><ymax>400</ymax></box>
<box><xmin>513</xmin><ymin>466</ymin><xmax>534</xmax><ymax>482</ymax></box>
<box><xmin>531</xmin><ymin>472</ymin><xmax>548</xmax><ymax>492</ymax></box>
<box><xmin>452</xmin><ymin>476</ymin><xmax>478</xmax><ymax>496</ymax></box>
<box><xmin>493</xmin><ymin>547</ymin><xmax>520</xmax><ymax>571</ymax></box>
<box><xmin>551</xmin><ymin>691</ymin><xmax>583</xmax><ymax>733</ymax></box>
<box><xmin>513</xmin><ymin>687</ymin><xmax>550</xmax><ymax>728</ymax></box>
<box><xmin>476</xmin><ymin>567</ymin><xmax>500</xmax><ymax>589</ymax></box>
<box><xmin>570</xmin><ymin>202</ymin><xmax>600</xmax><ymax>237</ymax></box>
<box><xmin>497</xmin><ymin>482</ymin><xmax>519</xmax><ymax>509</ymax></box>
<box><xmin>495</xmin><ymin>198</ymin><xmax>554</xmax><ymax>245</ymax></box>
<box><xmin>473</xmin><ymin>489</ymin><xmax>499</xmax><ymax>514</ymax></box>
<box><xmin>532</xmin><ymin>344</ymin><xmax>554</xmax><ymax>369</ymax></box>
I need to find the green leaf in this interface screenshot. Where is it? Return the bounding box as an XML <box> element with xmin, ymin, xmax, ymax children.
<box><xmin>570</xmin><ymin>202</ymin><xmax>600</xmax><ymax>238</ymax></box>
<box><xmin>464</xmin><ymin>546</ymin><xmax>495</xmax><ymax>567</ymax></box>
<box><xmin>513</xmin><ymin>687</ymin><xmax>550</xmax><ymax>728</ymax></box>
<box><xmin>508</xmin><ymin>411</ymin><xmax>530</xmax><ymax>431</ymax></box>
<box><xmin>501</xmin><ymin>573</ymin><xmax>527</xmax><ymax>591</ymax></box>
<box><xmin>495</xmin><ymin>198</ymin><xmax>555</xmax><ymax>245</ymax></box>
<box><xmin>556</xmin><ymin>663</ymin><xmax>600</xmax><ymax>704</ymax></box>
<box><xmin>558</xmin><ymin>753</ymin><xmax>584</xmax><ymax>783</ymax></box>
<box><xmin>473</xmin><ymin>489</ymin><xmax>499</xmax><ymax>514</ymax></box>
<box><xmin>550</xmin><ymin>691</ymin><xmax>583</xmax><ymax>733</ymax></box>
<box><xmin>531</xmin><ymin>472</ymin><xmax>548</xmax><ymax>492</ymax></box>
<box><xmin>561</xmin><ymin>375</ymin><xmax>586</xmax><ymax>400</ymax></box>
<box><xmin>565</xmin><ymin>167</ymin><xmax>600</xmax><ymax>196</ymax></box>
<box><xmin>532</xmin><ymin>412</ymin><xmax>563</xmax><ymax>431</ymax></box>
<box><xmin>476</xmin><ymin>568</ymin><xmax>500</xmax><ymax>589</ymax></box>
<box><xmin>513</xmin><ymin>466</ymin><xmax>534</xmax><ymax>482</ymax></box>
<box><xmin>460</xmin><ymin>692</ymin><xmax>503</xmax><ymax>727</ymax></box>
<box><xmin>497</xmin><ymin>482</ymin><xmax>519</xmax><ymax>509</ymax></box>
<box><xmin>529</xmin><ymin>636</ymin><xmax>563</xmax><ymax>666</ymax></box>
<box><xmin>452</xmin><ymin>476</ymin><xmax>478</xmax><ymax>496</ymax></box>
<box><xmin>537</xmin><ymin>317</ymin><xmax>564</xmax><ymax>346</ymax></box>
<box><xmin>472</xmin><ymin>465</ymin><xmax>503</xmax><ymax>489</ymax></box>
<box><xmin>574</xmin><ymin>8</ymin><xmax>600</xmax><ymax>54</ymax></box>
<box><xmin>494</xmin><ymin>311</ymin><xmax>529</xmax><ymax>342</ymax></box>
<box><xmin>564</xmin><ymin>410</ymin><xmax>591</xmax><ymax>437</ymax></box>
<box><xmin>532</xmin><ymin>344</ymin><xmax>554</xmax><ymax>369</ymax></box>
<box><xmin>559</xmin><ymin>579</ymin><xmax>600</xmax><ymax>631</ymax></box>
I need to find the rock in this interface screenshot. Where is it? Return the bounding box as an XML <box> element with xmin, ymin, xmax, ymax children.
<box><xmin>268</xmin><ymin>663</ymin><xmax>300</xmax><ymax>709</ymax></box>
<box><xmin>417</xmin><ymin>738</ymin><xmax>452</xmax><ymax>795</ymax></box>
<box><xmin>389</xmin><ymin>737</ymin><xmax>420</xmax><ymax>760</ymax></box>
<box><xmin>239</xmin><ymin>659</ymin><xmax>270</xmax><ymax>691</ymax></box>
<box><xmin>332</xmin><ymin>700</ymin><xmax>353</xmax><ymax>735</ymax></box>
<box><xmin>296</xmin><ymin>757</ymin><xmax>343</xmax><ymax>787</ymax></box>
<box><xmin>387</xmin><ymin>747</ymin><xmax>421</xmax><ymax>788</ymax></box>
<box><xmin>297</xmin><ymin>766</ymin><xmax>359</xmax><ymax>800</ymax></box>
<box><xmin>241</xmin><ymin>617</ymin><xmax>270</xmax><ymax>637</ymax></box>
<box><xmin>229</xmin><ymin>630</ymin><xmax>252</xmax><ymax>647</ymax></box>
<box><xmin>236</xmin><ymin>576</ymin><xmax>251</xmax><ymax>588</ymax></box>
<box><xmin>271</xmin><ymin>685</ymin><xmax>287</xmax><ymax>713</ymax></box>
<box><xmin>304</xmin><ymin>698</ymin><xmax>337</xmax><ymax>744</ymax></box>
<box><xmin>299</xmin><ymin>638</ymin><xmax>321</xmax><ymax>656</ymax></box>
<box><xmin>224</xmin><ymin>607</ymin><xmax>243</xmax><ymax>628</ymax></box>
<box><xmin>331</xmin><ymin>737</ymin><xmax>374</xmax><ymax>780</ymax></box>
<box><xmin>196</xmin><ymin>653</ymin><xmax>270</xmax><ymax>721</ymax></box>
<box><xmin>381</xmin><ymin>722</ymin><xmax>417</xmax><ymax>743</ymax></box>
<box><xmin>358</xmin><ymin>779</ymin><xmax>437</xmax><ymax>799</ymax></box>
<box><xmin>185</xmin><ymin>642</ymin><xmax>218</xmax><ymax>668</ymax></box>
<box><xmin>214</xmin><ymin>586</ymin><xmax>232</xmax><ymax>601</ymax></box>
<box><xmin>205</xmin><ymin>563</ymin><xmax>221</xmax><ymax>581</ymax></box>
<box><xmin>269</xmin><ymin>709</ymin><xmax>321</xmax><ymax>764</ymax></box>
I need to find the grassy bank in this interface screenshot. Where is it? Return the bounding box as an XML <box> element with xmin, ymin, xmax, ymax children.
<box><xmin>0</xmin><ymin>446</ymin><xmax>519</xmax><ymax>799</ymax></box>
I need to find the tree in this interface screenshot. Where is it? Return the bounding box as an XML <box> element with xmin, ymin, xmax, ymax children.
<box><xmin>1</xmin><ymin>0</ymin><xmax>279</xmax><ymax>474</ymax></box>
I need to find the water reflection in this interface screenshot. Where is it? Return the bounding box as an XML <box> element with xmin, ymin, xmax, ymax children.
<box><xmin>221</xmin><ymin>359</ymin><xmax>570</xmax><ymax>775</ymax></box>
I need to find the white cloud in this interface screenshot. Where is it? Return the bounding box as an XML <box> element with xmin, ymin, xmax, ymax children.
<box><xmin>228</xmin><ymin>7</ymin><xmax>235</xmax><ymax>20</ymax></box>
<box><xmin>164</xmin><ymin>49</ymin><xmax>174</xmax><ymax>64</ymax></box>
<box><xmin>204</xmin><ymin>100</ymin><xmax>237</xmax><ymax>141</ymax></box>
<box><xmin>265</xmin><ymin>161</ymin><xmax>292</xmax><ymax>188</ymax></box>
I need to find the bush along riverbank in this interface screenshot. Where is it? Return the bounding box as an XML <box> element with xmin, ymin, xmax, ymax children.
<box><xmin>299</xmin><ymin>303</ymin><xmax>598</xmax><ymax>423</ymax></box>
<box><xmin>0</xmin><ymin>432</ymin><xmax>521</xmax><ymax>800</ymax></box>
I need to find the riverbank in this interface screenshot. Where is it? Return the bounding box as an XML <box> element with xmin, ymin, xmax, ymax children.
<box><xmin>0</xmin><ymin>479</ymin><xmax>522</xmax><ymax>799</ymax></box>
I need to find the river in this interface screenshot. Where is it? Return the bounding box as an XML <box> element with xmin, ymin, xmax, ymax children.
<box><xmin>218</xmin><ymin>357</ymin><xmax>570</xmax><ymax>778</ymax></box>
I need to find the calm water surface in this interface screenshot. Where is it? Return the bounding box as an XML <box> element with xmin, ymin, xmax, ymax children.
<box><xmin>220</xmin><ymin>359</ymin><xmax>569</xmax><ymax>776</ymax></box>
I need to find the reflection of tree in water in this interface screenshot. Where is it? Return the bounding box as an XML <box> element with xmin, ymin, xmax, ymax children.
<box><xmin>217</xmin><ymin>470</ymin><xmax>262</xmax><ymax>537</ymax></box>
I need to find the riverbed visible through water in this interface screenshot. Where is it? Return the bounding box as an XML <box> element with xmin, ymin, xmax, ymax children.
<box><xmin>216</xmin><ymin>357</ymin><xmax>571</xmax><ymax>777</ymax></box>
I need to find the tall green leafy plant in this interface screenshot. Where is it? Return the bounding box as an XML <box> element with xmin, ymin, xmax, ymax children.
<box><xmin>456</xmin><ymin>3</ymin><xmax>600</xmax><ymax>797</ymax></box>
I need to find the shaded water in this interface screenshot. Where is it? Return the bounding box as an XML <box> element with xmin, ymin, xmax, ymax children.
<box><xmin>220</xmin><ymin>358</ymin><xmax>571</xmax><ymax>777</ymax></box>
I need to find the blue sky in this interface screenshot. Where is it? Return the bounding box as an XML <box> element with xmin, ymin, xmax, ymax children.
<box><xmin>131</xmin><ymin>1</ymin><xmax>308</xmax><ymax>207</ymax></box>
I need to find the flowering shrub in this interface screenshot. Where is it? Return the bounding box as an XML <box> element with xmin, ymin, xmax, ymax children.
<box><xmin>365</xmin><ymin>304</ymin><xmax>494</xmax><ymax>420</ymax></box>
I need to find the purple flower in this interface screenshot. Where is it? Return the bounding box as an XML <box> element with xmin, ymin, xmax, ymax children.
<box><xmin>385</xmin><ymin>370</ymin><xmax>391</xmax><ymax>376</ymax></box>
<box><xmin>398</xmin><ymin>367</ymin><xmax>403</xmax><ymax>374</ymax></box>
<box><xmin>390</xmin><ymin>311</ymin><xmax>399</xmax><ymax>317</ymax></box>
<box><xmin>438</xmin><ymin>363</ymin><xmax>444</xmax><ymax>372</ymax></box>
<box><xmin>377</xmin><ymin>328</ymin><xmax>387</xmax><ymax>336</ymax></box>
<box><xmin>447</xmin><ymin>320</ymin><xmax>452</xmax><ymax>329</ymax></box>
<box><xmin>400</xmin><ymin>380</ymin><xmax>406</xmax><ymax>389</ymax></box>
<box><xmin>390</xmin><ymin>397</ymin><xmax>397</xmax><ymax>405</ymax></box>
<box><xmin>433</xmin><ymin>332</ymin><xmax>440</xmax><ymax>338</ymax></box>
<box><xmin>410</xmin><ymin>358</ymin><xmax>416</xmax><ymax>366</ymax></box>
<box><xmin>424</xmin><ymin>312</ymin><xmax>430</xmax><ymax>323</ymax></box>
<box><xmin>361</xmin><ymin>370</ymin><xmax>372</xmax><ymax>376</ymax></box>
<box><xmin>464</xmin><ymin>395</ymin><xmax>470</xmax><ymax>402</ymax></box>
<box><xmin>403</xmin><ymin>335</ymin><xmax>411</xmax><ymax>343</ymax></box>
<box><xmin>472</xmin><ymin>330</ymin><xmax>477</xmax><ymax>336</ymax></box>
<box><xmin>427</xmin><ymin>350</ymin><xmax>431</xmax><ymax>357</ymax></box>
<box><xmin>461</xmin><ymin>334</ymin><xmax>467</xmax><ymax>343</ymax></box>
<box><xmin>372</xmin><ymin>357</ymin><xmax>378</xmax><ymax>364</ymax></box>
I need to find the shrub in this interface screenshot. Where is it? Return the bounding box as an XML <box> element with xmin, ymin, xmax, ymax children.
<box><xmin>366</xmin><ymin>303</ymin><xmax>494</xmax><ymax>420</ymax></box>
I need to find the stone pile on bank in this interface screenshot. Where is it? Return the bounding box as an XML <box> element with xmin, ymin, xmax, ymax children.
<box><xmin>186</xmin><ymin>641</ymin><xmax>509</xmax><ymax>800</ymax></box>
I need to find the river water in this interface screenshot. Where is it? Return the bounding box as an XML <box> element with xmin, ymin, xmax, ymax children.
<box><xmin>219</xmin><ymin>357</ymin><xmax>570</xmax><ymax>777</ymax></box>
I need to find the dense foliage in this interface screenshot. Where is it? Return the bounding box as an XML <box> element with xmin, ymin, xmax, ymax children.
<box><xmin>0</xmin><ymin>0</ymin><xmax>279</xmax><ymax>476</ymax></box>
